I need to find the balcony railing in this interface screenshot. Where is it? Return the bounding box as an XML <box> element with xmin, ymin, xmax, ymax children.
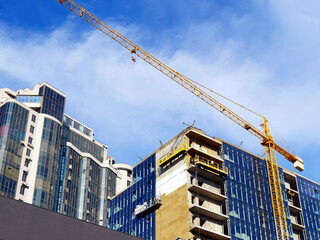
<box><xmin>158</xmin><ymin>142</ymin><xmax>188</xmax><ymax>166</ymax></box>
<box><xmin>192</xmin><ymin>155</ymin><xmax>228</xmax><ymax>175</ymax></box>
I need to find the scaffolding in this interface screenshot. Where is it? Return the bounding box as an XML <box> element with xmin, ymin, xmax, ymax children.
<box><xmin>158</xmin><ymin>142</ymin><xmax>188</xmax><ymax>167</ymax></box>
<box><xmin>134</xmin><ymin>196</ymin><xmax>162</xmax><ymax>216</ymax></box>
<box><xmin>193</xmin><ymin>155</ymin><xmax>228</xmax><ymax>176</ymax></box>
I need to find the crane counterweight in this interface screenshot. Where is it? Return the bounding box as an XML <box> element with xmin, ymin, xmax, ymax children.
<box><xmin>293</xmin><ymin>156</ymin><xmax>304</xmax><ymax>171</ymax></box>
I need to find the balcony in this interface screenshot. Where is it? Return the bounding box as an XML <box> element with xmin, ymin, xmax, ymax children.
<box><xmin>289</xmin><ymin>204</ymin><xmax>301</xmax><ymax>213</ymax></box>
<box><xmin>186</xmin><ymin>129</ymin><xmax>222</xmax><ymax>148</ymax></box>
<box><xmin>188</xmin><ymin>184</ymin><xmax>227</xmax><ymax>202</ymax></box>
<box><xmin>190</xmin><ymin>225</ymin><xmax>230</xmax><ymax>240</ymax></box>
<box><xmin>193</xmin><ymin>155</ymin><xmax>227</xmax><ymax>176</ymax></box>
<box><xmin>189</xmin><ymin>204</ymin><xmax>228</xmax><ymax>222</ymax></box>
<box><xmin>188</xmin><ymin>143</ymin><xmax>224</xmax><ymax>163</ymax></box>
<box><xmin>287</xmin><ymin>194</ymin><xmax>301</xmax><ymax>210</ymax></box>
<box><xmin>188</xmin><ymin>166</ymin><xmax>225</xmax><ymax>182</ymax></box>
<box><xmin>291</xmin><ymin>221</ymin><xmax>305</xmax><ymax>231</ymax></box>
<box><xmin>286</xmin><ymin>188</ymin><xmax>299</xmax><ymax>196</ymax></box>
<box><xmin>283</xmin><ymin>171</ymin><xmax>299</xmax><ymax>191</ymax></box>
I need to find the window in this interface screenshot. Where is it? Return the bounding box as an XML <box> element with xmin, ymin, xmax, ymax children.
<box><xmin>22</xmin><ymin>171</ymin><xmax>28</xmax><ymax>182</ymax></box>
<box><xmin>314</xmin><ymin>189</ymin><xmax>319</xmax><ymax>199</ymax></box>
<box><xmin>26</xmin><ymin>149</ymin><xmax>31</xmax><ymax>156</ymax></box>
<box><xmin>20</xmin><ymin>186</ymin><xmax>25</xmax><ymax>195</ymax></box>
<box><xmin>24</xmin><ymin>159</ymin><xmax>30</xmax><ymax>167</ymax></box>
<box><xmin>127</xmin><ymin>180</ymin><xmax>131</xmax><ymax>186</ymax></box>
<box><xmin>28</xmin><ymin>137</ymin><xmax>33</xmax><ymax>145</ymax></box>
<box><xmin>30</xmin><ymin>125</ymin><xmax>35</xmax><ymax>134</ymax></box>
<box><xmin>31</xmin><ymin>114</ymin><xmax>36</xmax><ymax>122</ymax></box>
<box><xmin>127</xmin><ymin>171</ymin><xmax>132</xmax><ymax>177</ymax></box>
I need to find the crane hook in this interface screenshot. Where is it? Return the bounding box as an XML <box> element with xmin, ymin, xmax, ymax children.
<box><xmin>131</xmin><ymin>56</ymin><xmax>136</xmax><ymax>69</ymax></box>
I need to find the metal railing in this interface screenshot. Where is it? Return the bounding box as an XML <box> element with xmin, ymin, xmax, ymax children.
<box><xmin>193</xmin><ymin>155</ymin><xmax>228</xmax><ymax>175</ymax></box>
<box><xmin>158</xmin><ymin>142</ymin><xmax>188</xmax><ymax>166</ymax></box>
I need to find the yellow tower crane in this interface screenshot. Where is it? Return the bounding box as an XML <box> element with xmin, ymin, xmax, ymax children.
<box><xmin>57</xmin><ymin>1</ymin><xmax>304</xmax><ymax>239</ymax></box>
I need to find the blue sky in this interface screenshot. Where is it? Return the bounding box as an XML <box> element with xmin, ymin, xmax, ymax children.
<box><xmin>1</xmin><ymin>0</ymin><xmax>320</xmax><ymax>183</ymax></box>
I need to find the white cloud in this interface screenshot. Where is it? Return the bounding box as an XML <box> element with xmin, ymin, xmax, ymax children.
<box><xmin>0</xmin><ymin>0</ymin><xmax>319</xmax><ymax>181</ymax></box>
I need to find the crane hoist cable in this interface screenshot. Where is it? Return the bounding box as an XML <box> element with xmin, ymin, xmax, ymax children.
<box><xmin>56</xmin><ymin>1</ymin><xmax>304</xmax><ymax>239</ymax></box>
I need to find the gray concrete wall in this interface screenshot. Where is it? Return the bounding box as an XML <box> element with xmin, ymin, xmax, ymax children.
<box><xmin>0</xmin><ymin>196</ymin><xmax>143</xmax><ymax>240</ymax></box>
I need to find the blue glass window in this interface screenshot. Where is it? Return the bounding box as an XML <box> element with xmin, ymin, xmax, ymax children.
<box><xmin>297</xmin><ymin>176</ymin><xmax>320</xmax><ymax>239</ymax></box>
<box><xmin>108</xmin><ymin>154</ymin><xmax>156</xmax><ymax>239</ymax></box>
<box><xmin>17</xmin><ymin>95</ymin><xmax>42</xmax><ymax>103</ymax></box>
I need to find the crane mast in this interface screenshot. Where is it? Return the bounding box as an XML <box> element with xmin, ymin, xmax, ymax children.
<box><xmin>57</xmin><ymin>0</ymin><xmax>304</xmax><ymax>239</ymax></box>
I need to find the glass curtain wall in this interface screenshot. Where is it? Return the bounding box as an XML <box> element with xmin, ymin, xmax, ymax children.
<box><xmin>108</xmin><ymin>154</ymin><xmax>156</xmax><ymax>240</ymax></box>
<box><xmin>297</xmin><ymin>176</ymin><xmax>320</xmax><ymax>239</ymax></box>
<box><xmin>0</xmin><ymin>102</ymin><xmax>28</xmax><ymax>197</ymax></box>
<box><xmin>33</xmin><ymin>118</ymin><xmax>61</xmax><ymax>210</ymax></box>
<box><xmin>223</xmin><ymin>142</ymin><xmax>293</xmax><ymax>240</ymax></box>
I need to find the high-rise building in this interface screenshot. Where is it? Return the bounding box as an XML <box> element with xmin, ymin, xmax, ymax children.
<box><xmin>0</xmin><ymin>83</ymin><xmax>65</xmax><ymax>210</ymax></box>
<box><xmin>108</xmin><ymin>127</ymin><xmax>320</xmax><ymax>240</ymax></box>
<box><xmin>0</xmin><ymin>83</ymin><xmax>123</xmax><ymax>226</ymax></box>
<box><xmin>54</xmin><ymin>114</ymin><xmax>118</xmax><ymax>226</ymax></box>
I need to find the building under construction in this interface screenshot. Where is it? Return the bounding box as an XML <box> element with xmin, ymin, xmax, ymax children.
<box><xmin>108</xmin><ymin>127</ymin><xmax>320</xmax><ymax>240</ymax></box>
<box><xmin>55</xmin><ymin>1</ymin><xmax>316</xmax><ymax>240</ymax></box>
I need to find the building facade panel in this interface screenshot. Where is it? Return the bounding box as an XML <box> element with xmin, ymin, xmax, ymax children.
<box><xmin>0</xmin><ymin>102</ymin><xmax>29</xmax><ymax>198</ymax></box>
<box><xmin>55</xmin><ymin>145</ymin><xmax>82</xmax><ymax>217</ymax></box>
<box><xmin>33</xmin><ymin>117</ymin><xmax>62</xmax><ymax>210</ymax></box>
<box><xmin>39</xmin><ymin>85</ymin><xmax>65</xmax><ymax>123</ymax></box>
<box><xmin>297</xmin><ymin>176</ymin><xmax>320</xmax><ymax>239</ymax></box>
<box><xmin>55</xmin><ymin>115</ymin><xmax>117</xmax><ymax>226</ymax></box>
<box><xmin>222</xmin><ymin>141</ymin><xmax>300</xmax><ymax>240</ymax></box>
<box><xmin>156</xmin><ymin>183</ymin><xmax>190</xmax><ymax>240</ymax></box>
<box><xmin>223</xmin><ymin>142</ymin><xmax>278</xmax><ymax>239</ymax></box>
<box><xmin>109</xmin><ymin>154</ymin><xmax>156</xmax><ymax>240</ymax></box>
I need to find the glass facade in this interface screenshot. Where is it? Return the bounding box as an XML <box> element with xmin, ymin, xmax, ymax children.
<box><xmin>54</xmin><ymin>146</ymin><xmax>81</xmax><ymax>217</ymax></box>
<box><xmin>17</xmin><ymin>95</ymin><xmax>42</xmax><ymax>103</ymax></box>
<box><xmin>61</xmin><ymin>124</ymin><xmax>104</xmax><ymax>163</ymax></box>
<box><xmin>39</xmin><ymin>85</ymin><xmax>65</xmax><ymax>123</ymax></box>
<box><xmin>63</xmin><ymin>115</ymin><xmax>93</xmax><ymax>138</ymax></box>
<box><xmin>0</xmin><ymin>102</ymin><xmax>29</xmax><ymax>197</ymax></box>
<box><xmin>108</xmin><ymin>154</ymin><xmax>156</xmax><ymax>240</ymax></box>
<box><xmin>223</xmin><ymin>142</ymin><xmax>294</xmax><ymax>240</ymax></box>
<box><xmin>1</xmin><ymin>84</ymin><xmax>117</xmax><ymax>229</ymax></box>
<box><xmin>297</xmin><ymin>176</ymin><xmax>320</xmax><ymax>239</ymax></box>
<box><xmin>77</xmin><ymin>157</ymin><xmax>101</xmax><ymax>223</ymax></box>
<box><xmin>55</xmin><ymin>125</ymin><xmax>116</xmax><ymax>225</ymax></box>
<box><xmin>33</xmin><ymin>117</ymin><xmax>61</xmax><ymax>210</ymax></box>
<box><xmin>98</xmin><ymin>167</ymin><xmax>116</xmax><ymax>226</ymax></box>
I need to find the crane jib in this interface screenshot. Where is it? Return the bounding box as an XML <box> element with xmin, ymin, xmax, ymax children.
<box><xmin>56</xmin><ymin>1</ymin><xmax>304</xmax><ymax>238</ymax></box>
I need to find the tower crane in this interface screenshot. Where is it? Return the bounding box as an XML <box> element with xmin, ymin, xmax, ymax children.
<box><xmin>56</xmin><ymin>1</ymin><xmax>304</xmax><ymax>239</ymax></box>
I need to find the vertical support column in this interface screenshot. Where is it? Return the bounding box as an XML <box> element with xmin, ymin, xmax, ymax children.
<box><xmin>98</xmin><ymin>167</ymin><xmax>107</xmax><ymax>226</ymax></box>
<box><xmin>77</xmin><ymin>157</ymin><xmax>87</xmax><ymax>220</ymax></box>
